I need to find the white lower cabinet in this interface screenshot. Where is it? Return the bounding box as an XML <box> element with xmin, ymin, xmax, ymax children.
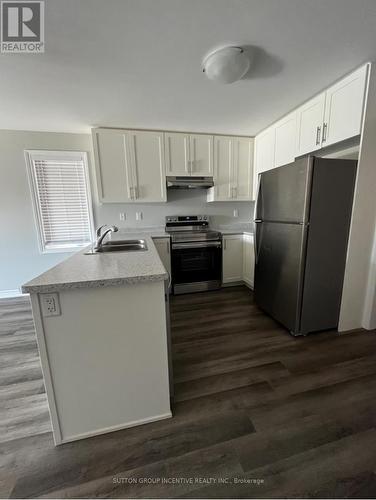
<box><xmin>222</xmin><ymin>234</ymin><xmax>244</xmax><ymax>283</ymax></box>
<box><xmin>243</xmin><ymin>233</ymin><xmax>255</xmax><ymax>288</ymax></box>
<box><xmin>153</xmin><ymin>237</ymin><xmax>171</xmax><ymax>279</ymax></box>
<box><xmin>222</xmin><ymin>233</ymin><xmax>255</xmax><ymax>287</ymax></box>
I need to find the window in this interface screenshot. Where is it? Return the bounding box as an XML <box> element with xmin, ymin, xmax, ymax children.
<box><xmin>25</xmin><ymin>150</ymin><xmax>94</xmax><ymax>253</ymax></box>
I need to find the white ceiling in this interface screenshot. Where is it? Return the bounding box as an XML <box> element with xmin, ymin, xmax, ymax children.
<box><xmin>1</xmin><ymin>0</ymin><xmax>376</xmax><ymax>135</ymax></box>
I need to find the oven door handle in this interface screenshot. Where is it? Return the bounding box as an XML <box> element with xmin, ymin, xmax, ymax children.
<box><xmin>172</xmin><ymin>241</ymin><xmax>222</xmax><ymax>250</ymax></box>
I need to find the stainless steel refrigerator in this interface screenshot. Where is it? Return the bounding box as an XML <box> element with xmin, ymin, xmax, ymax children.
<box><xmin>254</xmin><ymin>156</ymin><xmax>357</xmax><ymax>336</ymax></box>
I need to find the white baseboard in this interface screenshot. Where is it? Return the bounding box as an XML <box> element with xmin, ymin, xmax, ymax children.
<box><xmin>58</xmin><ymin>411</ymin><xmax>173</xmax><ymax>446</ymax></box>
<box><xmin>0</xmin><ymin>289</ymin><xmax>27</xmax><ymax>299</ymax></box>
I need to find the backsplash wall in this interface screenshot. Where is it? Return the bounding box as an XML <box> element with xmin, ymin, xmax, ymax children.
<box><xmin>93</xmin><ymin>189</ymin><xmax>255</xmax><ymax>229</ymax></box>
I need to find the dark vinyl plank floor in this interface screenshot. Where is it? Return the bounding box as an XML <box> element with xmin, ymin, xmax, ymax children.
<box><xmin>1</xmin><ymin>287</ymin><xmax>376</xmax><ymax>499</ymax></box>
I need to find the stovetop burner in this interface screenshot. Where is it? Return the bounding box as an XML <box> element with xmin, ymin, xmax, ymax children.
<box><xmin>165</xmin><ymin>215</ymin><xmax>221</xmax><ymax>243</ymax></box>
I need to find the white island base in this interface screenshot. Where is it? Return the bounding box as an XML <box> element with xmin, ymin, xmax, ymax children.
<box><xmin>30</xmin><ymin>280</ymin><xmax>171</xmax><ymax>445</ymax></box>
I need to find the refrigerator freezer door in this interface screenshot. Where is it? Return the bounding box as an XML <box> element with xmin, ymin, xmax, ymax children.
<box><xmin>254</xmin><ymin>221</ymin><xmax>307</xmax><ymax>333</ymax></box>
<box><xmin>256</xmin><ymin>157</ymin><xmax>313</xmax><ymax>223</ymax></box>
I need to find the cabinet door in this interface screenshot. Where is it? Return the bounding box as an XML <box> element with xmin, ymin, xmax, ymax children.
<box><xmin>323</xmin><ymin>65</ymin><xmax>368</xmax><ymax>147</ymax></box>
<box><xmin>213</xmin><ymin>136</ymin><xmax>233</xmax><ymax>200</ymax></box>
<box><xmin>222</xmin><ymin>234</ymin><xmax>244</xmax><ymax>283</ymax></box>
<box><xmin>233</xmin><ymin>137</ymin><xmax>254</xmax><ymax>200</ymax></box>
<box><xmin>253</xmin><ymin>127</ymin><xmax>275</xmax><ymax>198</ymax></box>
<box><xmin>127</xmin><ymin>131</ymin><xmax>166</xmax><ymax>202</ymax></box>
<box><xmin>92</xmin><ymin>128</ymin><xmax>133</xmax><ymax>203</ymax></box>
<box><xmin>153</xmin><ymin>238</ymin><xmax>171</xmax><ymax>277</ymax></box>
<box><xmin>296</xmin><ymin>92</ymin><xmax>326</xmax><ymax>156</ymax></box>
<box><xmin>274</xmin><ymin>112</ymin><xmax>297</xmax><ymax>167</ymax></box>
<box><xmin>243</xmin><ymin>233</ymin><xmax>255</xmax><ymax>288</ymax></box>
<box><xmin>165</xmin><ymin>132</ymin><xmax>190</xmax><ymax>176</ymax></box>
<box><xmin>190</xmin><ymin>134</ymin><xmax>213</xmax><ymax>177</ymax></box>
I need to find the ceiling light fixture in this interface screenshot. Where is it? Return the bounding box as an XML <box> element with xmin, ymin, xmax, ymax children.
<box><xmin>202</xmin><ymin>46</ymin><xmax>251</xmax><ymax>84</ymax></box>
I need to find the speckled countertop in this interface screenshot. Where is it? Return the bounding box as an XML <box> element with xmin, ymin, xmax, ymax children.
<box><xmin>212</xmin><ymin>223</ymin><xmax>254</xmax><ymax>235</ymax></box>
<box><xmin>22</xmin><ymin>234</ymin><xmax>169</xmax><ymax>294</ymax></box>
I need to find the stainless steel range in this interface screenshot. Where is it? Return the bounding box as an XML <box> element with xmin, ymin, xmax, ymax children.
<box><xmin>165</xmin><ymin>215</ymin><xmax>222</xmax><ymax>295</ymax></box>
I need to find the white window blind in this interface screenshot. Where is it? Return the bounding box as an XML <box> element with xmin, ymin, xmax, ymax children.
<box><xmin>26</xmin><ymin>151</ymin><xmax>93</xmax><ymax>252</ymax></box>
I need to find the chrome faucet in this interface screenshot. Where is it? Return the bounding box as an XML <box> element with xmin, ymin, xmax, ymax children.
<box><xmin>94</xmin><ymin>225</ymin><xmax>119</xmax><ymax>250</ymax></box>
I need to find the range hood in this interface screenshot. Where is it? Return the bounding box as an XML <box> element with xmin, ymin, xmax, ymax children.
<box><xmin>166</xmin><ymin>176</ymin><xmax>214</xmax><ymax>189</ymax></box>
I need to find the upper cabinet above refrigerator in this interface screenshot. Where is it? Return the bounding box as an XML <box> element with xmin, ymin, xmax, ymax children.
<box><xmin>296</xmin><ymin>92</ymin><xmax>326</xmax><ymax>157</ymax></box>
<box><xmin>322</xmin><ymin>65</ymin><xmax>369</xmax><ymax>147</ymax></box>
<box><xmin>296</xmin><ymin>64</ymin><xmax>369</xmax><ymax>156</ymax></box>
<box><xmin>254</xmin><ymin>64</ymin><xmax>370</xmax><ymax>199</ymax></box>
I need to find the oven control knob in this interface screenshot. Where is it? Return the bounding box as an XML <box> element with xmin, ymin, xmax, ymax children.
<box><xmin>198</xmin><ymin>216</ymin><xmax>202</xmax><ymax>220</ymax></box>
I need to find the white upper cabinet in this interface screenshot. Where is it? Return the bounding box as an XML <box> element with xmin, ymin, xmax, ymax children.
<box><xmin>164</xmin><ymin>132</ymin><xmax>190</xmax><ymax>176</ymax></box>
<box><xmin>253</xmin><ymin>126</ymin><xmax>275</xmax><ymax>198</ymax></box>
<box><xmin>296</xmin><ymin>92</ymin><xmax>326</xmax><ymax>157</ymax></box>
<box><xmin>92</xmin><ymin>128</ymin><xmax>166</xmax><ymax>203</ymax></box>
<box><xmin>212</xmin><ymin>136</ymin><xmax>232</xmax><ymax>200</ymax></box>
<box><xmin>254</xmin><ymin>126</ymin><xmax>275</xmax><ymax>173</ymax></box>
<box><xmin>189</xmin><ymin>134</ymin><xmax>213</xmax><ymax>176</ymax></box>
<box><xmin>127</xmin><ymin>130</ymin><xmax>166</xmax><ymax>202</ymax></box>
<box><xmin>274</xmin><ymin>111</ymin><xmax>297</xmax><ymax>167</ymax></box>
<box><xmin>208</xmin><ymin>136</ymin><xmax>253</xmax><ymax>201</ymax></box>
<box><xmin>165</xmin><ymin>132</ymin><xmax>213</xmax><ymax>177</ymax></box>
<box><xmin>296</xmin><ymin>64</ymin><xmax>369</xmax><ymax>157</ymax></box>
<box><xmin>93</xmin><ymin>128</ymin><xmax>133</xmax><ymax>203</ymax></box>
<box><xmin>233</xmin><ymin>137</ymin><xmax>254</xmax><ymax>200</ymax></box>
<box><xmin>322</xmin><ymin>65</ymin><xmax>368</xmax><ymax>147</ymax></box>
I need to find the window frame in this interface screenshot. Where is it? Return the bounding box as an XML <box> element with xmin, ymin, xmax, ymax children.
<box><xmin>25</xmin><ymin>150</ymin><xmax>95</xmax><ymax>254</ymax></box>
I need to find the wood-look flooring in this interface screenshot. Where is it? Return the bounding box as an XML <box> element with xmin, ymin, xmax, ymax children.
<box><xmin>1</xmin><ymin>287</ymin><xmax>376</xmax><ymax>498</ymax></box>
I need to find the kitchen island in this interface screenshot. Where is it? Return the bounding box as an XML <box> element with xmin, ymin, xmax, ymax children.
<box><xmin>22</xmin><ymin>235</ymin><xmax>171</xmax><ymax>445</ymax></box>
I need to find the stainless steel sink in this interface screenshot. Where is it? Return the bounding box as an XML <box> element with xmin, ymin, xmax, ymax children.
<box><xmin>85</xmin><ymin>239</ymin><xmax>148</xmax><ymax>254</ymax></box>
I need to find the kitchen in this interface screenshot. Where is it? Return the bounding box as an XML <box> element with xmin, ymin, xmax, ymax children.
<box><xmin>1</xmin><ymin>1</ymin><xmax>376</xmax><ymax>499</ymax></box>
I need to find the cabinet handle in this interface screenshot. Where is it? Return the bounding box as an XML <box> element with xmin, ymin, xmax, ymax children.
<box><xmin>224</xmin><ymin>238</ymin><xmax>227</xmax><ymax>250</ymax></box>
<box><xmin>134</xmin><ymin>186</ymin><xmax>138</xmax><ymax>199</ymax></box>
<box><xmin>322</xmin><ymin>123</ymin><xmax>327</xmax><ymax>143</ymax></box>
<box><xmin>233</xmin><ymin>186</ymin><xmax>237</xmax><ymax>198</ymax></box>
<box><xmin>129</xmin><ymin>187</ymin><xmax>134</xmax><ymax>200</ymax></box>
<box><xmin>315</xmin><ymin>126</ymin><xmax>321</xmax><ymax>146</ymax></box>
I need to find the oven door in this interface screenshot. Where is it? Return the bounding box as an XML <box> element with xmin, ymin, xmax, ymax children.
<box><xmin>171</xmin><ymin>241</ymin><xmax>222</xmax><ymax>294</ymax></box>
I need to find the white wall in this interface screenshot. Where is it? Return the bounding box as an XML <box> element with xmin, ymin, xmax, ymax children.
<box><xmin>0</xmin><ymin>130</ymin><xmax>253</xmax><ymax>292</ymax></box>
<box><xmin>0</xmin><ymin>131</ymin><xmax>94</xmax><ymax>293</ymax></box>
<box><xmin>93</xmin><ymin>189</ymin><xmax>254</xmax><ymax>229</ymax></box>
<box><xmin>339</xmin><ymin>65</ymin><xmax>376</xmax><ymax>331</ymax></box>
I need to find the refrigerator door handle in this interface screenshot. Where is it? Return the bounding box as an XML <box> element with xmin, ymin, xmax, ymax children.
<box><xmin>254</xmin><ymin>174</ymin><xmax>263</xmax><ymax>266</ymax></box>
<box><xmin>254</xmin><ymin>174</ymin><xmax>262</xmax><ymax>222</ymax></box>
<box><xmin>254</xmin><ymin>222</ymin><xmax>263</xmax><ymax>265</ymax></box>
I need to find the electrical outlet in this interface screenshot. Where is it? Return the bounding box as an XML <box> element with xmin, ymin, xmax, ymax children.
<box><xmin>136</xmin><ymin>211</ymin><xmax>143</xmax><ymax>221</ymax></box>
<box><xmin>119</xmin><ymin>212</ymin><xmax>126</xmax><ymax>221</ymax></box>
<box><xmin>40</xmin><ymin>293</ymin><xmax>61</xmax><ymax>317</ymax></box>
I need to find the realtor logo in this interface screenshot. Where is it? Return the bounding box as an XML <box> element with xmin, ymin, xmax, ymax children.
<box><xmin>1</xmin><ymin>1</ymin><xmax>44</xmax><ymax>53</ymax></box>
